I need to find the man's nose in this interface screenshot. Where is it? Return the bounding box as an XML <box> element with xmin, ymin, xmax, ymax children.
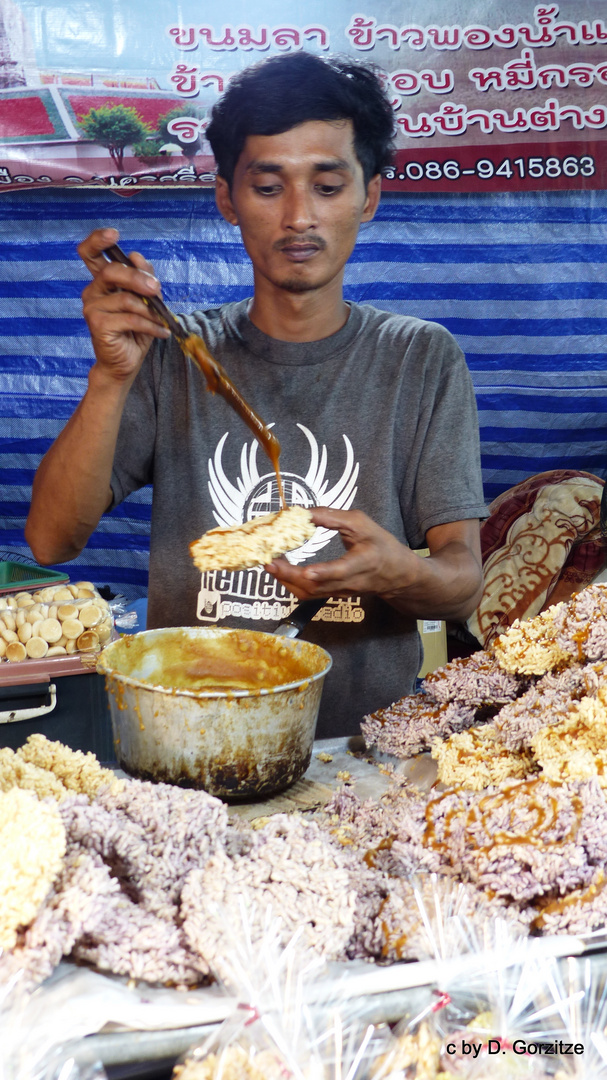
<box><xmin>282</xmin><ymin>185</ymin><xmax>317</xmax><ymax>232</ymax></box>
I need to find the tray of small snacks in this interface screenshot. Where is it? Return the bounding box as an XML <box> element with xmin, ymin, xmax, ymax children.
<box><xmin>0</xmin><ymin>579</ymin><xmax>115</xmax><ymax>685</ymax></box>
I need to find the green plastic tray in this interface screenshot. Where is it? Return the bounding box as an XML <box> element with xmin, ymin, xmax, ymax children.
<box><xmin>0</xmin><ymin>561</ymin><xmax>69</xmax><ymax>595</ymax></box>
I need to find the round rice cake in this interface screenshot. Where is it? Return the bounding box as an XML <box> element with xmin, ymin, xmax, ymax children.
<box><xmin>5</xmin><ymin>641</ymin><xmax>26</xmax><ymax>662</ymax></box>
<box><xmin>26</xmin><ymin>636</ymin><xmax>49</xmax><ymax>659</ymax></box>
<box><xmin>189</xmin><ymin>506</ymin><xmax>316</xmax><ymax>572</ymax></box>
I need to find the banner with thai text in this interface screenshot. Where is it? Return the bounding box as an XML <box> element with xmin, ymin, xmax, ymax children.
<box><xmin>0</xmin><ymin>0</ymin><xmax>605</xmax><ymax>193</ymax></box>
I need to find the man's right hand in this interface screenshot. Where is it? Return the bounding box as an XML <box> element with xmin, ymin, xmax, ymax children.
<box><xmin>78</xmin><ymin>227</ymin><xmax>171</xmax><ymax>385</ymax></box>
<box><xmin>25</xmin><ymin>228</ymin><xmax>172</xmax><ymax>565</ymax></box>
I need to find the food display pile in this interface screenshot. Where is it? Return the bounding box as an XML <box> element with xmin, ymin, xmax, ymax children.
<box><xmin>172</xmin><ymin>952</ymin><xmax>607</xmax><ymax>1080</ymax></box>
<box><xmin>5</xmin><ymin>586</ymin><xmax>607</xmax><ymax>993</ymax></box>
<box><xmin>0</xmin><ymin>581</ymin><xmax>113</xmax><ymax>663</ymax></box>
<box><xmin>5</xmin><ymin>583</ymin><xmax>607</xmax><ymax>1076</ymax></box>
<box><xmin>0</xmin><ymin>732</ymin><xmax>390</xmax><ymax>990</ymax></box>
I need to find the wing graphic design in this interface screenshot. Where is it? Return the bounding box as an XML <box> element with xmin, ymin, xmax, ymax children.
<box><xmin>208</xmin><ymin>432</ymin><xmax>262</xmax><ymax>527</ymax></box>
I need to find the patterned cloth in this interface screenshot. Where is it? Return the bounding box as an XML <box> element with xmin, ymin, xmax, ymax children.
<box><xmin>467</xmin><ymin>469</ymin><xmax>606</xmax><ymax>648</ymax></box>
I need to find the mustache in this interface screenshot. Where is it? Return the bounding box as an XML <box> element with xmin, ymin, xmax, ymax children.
<box><xmin>273</xmin><ymin>235</ymin><xmax>327</xmax><ymax>252</ymax></box>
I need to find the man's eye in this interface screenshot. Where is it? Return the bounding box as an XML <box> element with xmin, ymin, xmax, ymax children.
<box><xmin>254</xmin><ymin>185</ymin><xmax>281</xmax><ymax>196</ymax></box>
<box><xmin>316</xmin><ymin>184</ymin><xmax>343</xmax><ymax>196</ymax></box>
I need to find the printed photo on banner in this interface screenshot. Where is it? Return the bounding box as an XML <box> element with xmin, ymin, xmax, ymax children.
<box><xmin>0</xmin><ymin>0</ymin><xmax>605</xmax><ymax>192</ymax></box>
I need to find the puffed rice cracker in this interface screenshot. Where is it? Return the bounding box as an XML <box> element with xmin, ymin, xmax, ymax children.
<box><xmin>190</xmin><ymin>506</ymin><xmax>316</xmax><ymax>572</ymax></box>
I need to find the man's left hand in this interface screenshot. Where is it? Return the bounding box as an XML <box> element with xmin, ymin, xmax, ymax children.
<box><xmin>265</xmin><ymin>507</ymin><xmax>483</xmax><ymax>620</ymax></box>
<box><xmin>267</xmin><ymin>507</ymin><xmax>410</xmax><ymax>599</ymax></box>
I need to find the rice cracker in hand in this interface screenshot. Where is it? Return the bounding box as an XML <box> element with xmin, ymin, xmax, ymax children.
<box><xmin>189</xmin><ymin>506</ymin><xmax>316</xmax><ymax>572</ymax></box>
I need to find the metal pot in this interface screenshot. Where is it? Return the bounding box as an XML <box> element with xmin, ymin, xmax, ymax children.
<box><xmin>97</xmin><ymin>624</ymin><xmax>332</xmax><ymax>801</ymax></box>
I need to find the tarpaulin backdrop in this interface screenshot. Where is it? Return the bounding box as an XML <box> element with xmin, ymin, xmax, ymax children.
<box><xmin>0</xmin><ymin>0</ymin><xmax>606</xmax><ymax>192</ymax></box>
<box><xmin>1</xmin><ymin>186</ymin><xmax>606</xmax><ymax>597</ymax></box>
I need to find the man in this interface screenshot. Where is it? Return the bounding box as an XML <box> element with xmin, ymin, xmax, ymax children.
<box><xmin>26</xmin><ymin>52</ymin><xmax>486</xmax><ymax>738</ymax></box>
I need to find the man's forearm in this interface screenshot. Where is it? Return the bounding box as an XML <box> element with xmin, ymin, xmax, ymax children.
<box><xmin>381</xmin><ymin>539</ymin><xmax>484</xmax><ymax>622</ymax></box>
<box><xmin>25</xmin><ymin>367</ymin><xmax>131</xmax><ymax>564</ymax></box>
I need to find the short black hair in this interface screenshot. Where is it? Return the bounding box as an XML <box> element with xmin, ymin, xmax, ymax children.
<box><xmin>206</xmin><ymin>52</ymin><xmax>395</xmax><ymax>188</ymax></box>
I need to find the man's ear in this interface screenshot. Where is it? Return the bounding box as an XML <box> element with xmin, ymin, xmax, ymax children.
<box><xmin>215</xmin><ymin>176</ymin><xmax>238</xmax><ymax>225</ymax></box>
<box><xmin>361</xmin><ymin>173</ymin><xmax>382</xmax><ymax>223</ymax></box>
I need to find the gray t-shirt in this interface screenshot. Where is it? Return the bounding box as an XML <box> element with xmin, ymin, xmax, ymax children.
<box><xmin>110</xmin><ymin>300</ymin><xmax>487</xmax><ymax>738</ymax></box>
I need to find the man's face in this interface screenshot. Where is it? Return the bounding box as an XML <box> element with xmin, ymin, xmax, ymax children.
<box><xmin>215</xmin><ymin>119</ymin><xmax>381</xmax><ymax>296</ymax></box>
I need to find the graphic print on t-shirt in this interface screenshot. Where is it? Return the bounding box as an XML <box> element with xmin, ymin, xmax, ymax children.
<box><xmin>196</xmin><ymin>423</ymin><xmax>365</xmax><ymax>626</ymax></box>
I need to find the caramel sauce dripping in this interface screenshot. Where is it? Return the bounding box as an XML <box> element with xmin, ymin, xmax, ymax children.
<box><xmin>423</xmin><ymin>778</ymin><xmax>584</xmax><ymax>856</ymax></box>
<box><xmin>381</xmin><ymin>926</ymin><xmax>409</xmax><ymax>960</ymax></box>
<box><xmin>532</xmin><ymin>870</ymin><xmax>606</xmax><ymax>929</ymax></box>
<box><xmin>183</xmin><ymin>334</ymin><xmax>286</xmax><ymax>510</ymax></box>
<box><xmin>571</xmin><ymin>625</ymin><xmax>590</xmax><ymax>663</ymax></box>
<box><xmin>377</xmin><ymin>897</ymin><xmax>410</xmax><ymax>960</ymax></box>
<box><xmin>423</xmin><ymin>790</ymin><xmax>459</xmax><ymax>853</ymax></box>
<box><xmin>363</xmin><ymin>835</ymin><xmax>395</xmax><ymax>868</ymax></box>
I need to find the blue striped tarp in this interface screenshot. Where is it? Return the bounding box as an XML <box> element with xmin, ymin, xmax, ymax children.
<box><xmin>1</xmin><ymin>187</ymin><xmax>606</xmax><ymax>598</ymax></box>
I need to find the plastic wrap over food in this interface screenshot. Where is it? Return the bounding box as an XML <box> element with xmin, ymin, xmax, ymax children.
<box><xmin>23</xmin><ymin>1056</ymin><xmax>106</xmax><ymax>1080</ymax></box>
<box><xmin>0</xmin><ymin>958</ymin><xmax>108</xmax><ymax>1080</ymax></box>
<box><xmin>376</xmin><ymin>872</ymin><xmax>532</xmax><ymax>968</ymax></box>
<box><xmin>426</xmin><ymin>951</ymin><xmax>607</xmax><ymax>1079</ymax></box>
<box><xmin>531</xmin><ymin>955</ymin><xmax>607</xmax><ymax>1079</ymax></box>
<box><xmin>0</xmin><ymin>581</ymin><xmax>114</xmax><ymax>665</ymax></box>
<box><xmin>432</xmin><ymin>957</ymin><xmax>563</xmax><ymax>1078</ymax></box>
<box><xmin>172</xmin><ymin>902</ymin><xmax>404</xmax><ymax>1080</ymax></box>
